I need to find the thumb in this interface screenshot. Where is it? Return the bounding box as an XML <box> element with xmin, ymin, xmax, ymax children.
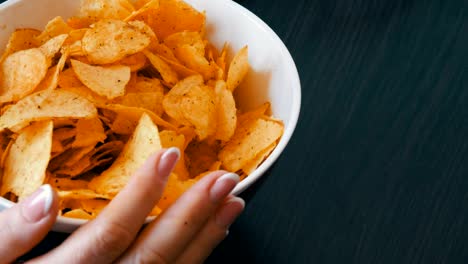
<box><xmin>0</xmin><ymin>184</ymin><xmax>58</xmax><ymax>263</ymax></box>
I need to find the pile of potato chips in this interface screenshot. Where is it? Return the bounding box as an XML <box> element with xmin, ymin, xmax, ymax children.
<box><xmin>0</xmin><ymin>0</ymin><xmax>284</xmax><ymax>219</ymax></box>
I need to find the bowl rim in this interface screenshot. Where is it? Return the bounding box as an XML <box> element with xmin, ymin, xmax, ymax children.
<box><xmin>0</xmin><ymin>0</ymin><xmax>301</xmax><ymax>230</ymax></box>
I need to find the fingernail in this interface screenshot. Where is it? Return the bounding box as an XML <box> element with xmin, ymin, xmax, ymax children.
<box><xmin>215</xmin><ymin>197</ymin><xmax>245</xmax><ymax>229</ymax></box>
<box><xmin>158</xmin><ymin>147</ymin><xmax>180</xmax><ymax>178</ymax></box>
<box><xmin>21</xmin><ymin>185</ymin><xmax>54</xmax><ymax>223</ymax></box>
<box><xmin>210</xmin><ymin>173</ymin><xmax>240</xmax><ymax>203</ymax></box>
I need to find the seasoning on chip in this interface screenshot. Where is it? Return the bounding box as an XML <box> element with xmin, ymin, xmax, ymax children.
<box><xmin>0</xmin><ymin>0</ymin><xmax>284</xmax><ymax>219</ymax></box>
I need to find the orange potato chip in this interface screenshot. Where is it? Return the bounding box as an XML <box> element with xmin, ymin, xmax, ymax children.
<box><xmin>35</xmin><ymin>16</ymin><xmax>72</xmax><ymax>44</ymax></box>
<box><xmin>226</xmin><ymin>46</ymin><xmax>249</xmax><ymax>91</ymax></box>
<box><xmin>163</xmin><ymin>75</ymin><xmax>216</xmax><ymax>139</ymax></box>
<box><xmin>49</xmin><ymin>177</ymin><xmax>89</xmax><ymax>190</ymax></box>
<box><xmin>58</xmin><ymin>189</ymin><xmax>111</xmax><ymax>200</ymax></box>
<box><xmin>174</xmin><ymin>44</ymin><xmax>216</xmax><ymax>80</ymax></box>
<box><xmin>72</xmin><ymin>118</ymin><xmax>106</xmax><ymax>148</ymax></box>
<box><xmin>58</xmin><ymin>68</ymin><xmax>83</xmax><ymax>88</ymax></box>
<box><xmin>143</xmin><ymin>49</ymin><xmax>178</xmax><ymax>86</ymax></box>
<box><xmin>82</xmin><ymin>19</ymin><xmax>151</xmax><ymax>64</ymax></box>
<box><xmin>126</xmin><ymin>76</ymin><xmax>164</xmax><ymax>93</ymax></box>
<box><xmin>242</xmin><ymin>142</ymin><xmax>277</xmax><ymax>175</ymax></box>
<box><xmin>0</xmin><ymin>121</ymin><xmax>53</xmax><ymax>199</ymax></box>
<box><xmin>119</xmin><ymin>52</ymin><xmax>147</xmax><ymax>72</ymax></box>
<box><xmin>60</xmin><ymin>86</ymin><xmax>108</xmax><ymax>105</ymax></box>
<box><xmin>0</xmin><ymin>89</ymin><xmax>97</xmax><ymax>132</ymax></box>
<box><xmin>0</xmin><ymin>28</ymin><xmax>41</xmax><ymax>62</ymax></box>
<box><xmin>144</xmin><ymin>0</ymin><xmax>205</xmax><ymax>39</ymax></box>
<box><xmin>218</xmin><ymin>117</ymin><xmax>283</xmax><ymax>172</ymax></box>
<box><xmin>38</xmin><ymin>34</ymin><xmax>68</xmax><ymax>67</ymax></box>
<box><xmin>35</xmin><ymin>50</ymin><xmax>69</xmax><ymax>92</ymax></box>
<box><xmin>164</xmin><ymin>31</ymin><xmax>205</xmax><ymax>56</ymax></box>
<box><xmin>125</xmin><ymin>0</ymin><xmax>159</xmax><ymax>21</ymax></box>
<box><xmin>118</xmin><ymin>92</ymin><xmax>164</xmax><ymax>116</ymax></box>
<box><xmin>160</xmin><ymin>130</ymin><xmax>189</xmax><ymax>179</ymax></box>
<box><xmin>213</xmin><ymin>80</ymin><xmax>237</xmax><ymax>141</ymax></box>
<box><xmin>71</xmin><ymin>59</ymin><xmax>130</xmax><ymax>99</ymax></box>
<box><xmin>63</xmin><ymin>209</ymin><xmax>93</xmax><ymax>219</ymax></box>
<box><xmin>89</xmin><ymin>113</ymin><xmax>162</xmax><ymax>196</ymax></box>
<box><xmin>0</xmin><ymin>48</ymin><xmax>48</xmax><ymax>103</ymax></box>
<box><xmin>186</xmin><ymin>140</ymin><xmax>220</xmax><ymax>177</ymax></box>
<box><xmin>79</xmin><ymin>0</ymin><xmax>134</xmax><ymax>21</ymax></box>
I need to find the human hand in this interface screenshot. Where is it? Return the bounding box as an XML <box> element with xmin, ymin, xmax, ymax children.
<box><xmin>0</xmin><ymin>147</ymin><xmax>245</xmax><ymax>263</ymax></box>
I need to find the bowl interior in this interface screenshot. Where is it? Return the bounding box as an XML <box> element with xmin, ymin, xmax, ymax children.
<box><xmin>0</xmin><ymin>0</ymin><xmax>300</xmax><ymax>232</ymax></box>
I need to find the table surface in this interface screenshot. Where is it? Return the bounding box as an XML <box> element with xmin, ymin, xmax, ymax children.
<box><xmin>7</xmin><ymin>0</ymin><xmax>468</xmax><ymax>263</ymax></box>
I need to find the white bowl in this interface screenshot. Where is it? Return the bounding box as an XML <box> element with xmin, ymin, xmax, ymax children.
<box><xmin>0</xmin><ymin>0</ymin><xmax>301</xmax><ymax>232</ymax></box>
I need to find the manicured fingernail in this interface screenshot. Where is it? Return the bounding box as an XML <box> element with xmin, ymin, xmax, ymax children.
<box><xmin>158</xmin><ymin>147</ymin><xmax>180</xmax><ymax>178</ymax></box>
<box><xmin>21</xmin><ymin>184</ymin><xmax>54</xmax><ymax>223</ymax></box>
<box><xmin>210</xmin><ymin>173</ymin><xmax>240</xmax><ymax>203</ymax></box>
<box><xmin>216</xmin><ymin>197</ymin><xmax>245</xmax><ymax>229</ymax></box>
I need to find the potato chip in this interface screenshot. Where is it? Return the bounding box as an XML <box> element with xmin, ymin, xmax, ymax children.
<box><xmin>157</xmin><ymin>173</ymin><xmax>195</xmax><ymax>210</ymax></box>
<box><xmin>35</xmin><ymin>16</ymin><xmax>72</xmax><ymax>44</ymax></box>
<box><xmin>82</xmin><ymin>19</ymin><xmax>151</xmax><ymax>64</ymax></box>
<box><xmin>102</xmin><ymin>104</ymin><xmax>177</xmax><ymax>133</ymax></box>
<box><xmin>64</xmin><ymin>146</ymin><xmax>96</xmax><ymax>167</ymax></box>
<box><xmin>49</xmin><ymin>176</ymin><xmax>90</xmax><ymax>190</ymax></box>
<box><xmin>89</xmin><ymin>113</ymin><xmax>162</xmax><ymax>196</ymax></box>
<box><xmin>226</xmin><ymin>46</ymin><xmax>249</xmax><ymax>91</ymax></box>
<box><xmin>61</xmin><ymin>86</ymin><xmax>108</xmax><ymax>105</ymax></box>
<box><xmin>164</xmin><ymin>31</ymin><xmax>205</xmax><ymax>56</ymax></box>
<box><xmin>39</xmin><ymin>34</ymin><xmax>68</xmax><ymax>67</ymax></box>
<box><xmin>159</xmin><ymin>56</ymin><xmax>198</xmax><ymax>78</ymax></box>
<box><xmin>0</xmin><ymin>89</ymin><xmax>97</xmax><ymax>132</ymax></box>
<box><xmin>118</xmin><ymin>92</ymin><xmax>164</xmax><ymax>116</ymax></box>
<box><xmin>58</xmin><ymin>189</ymin><xmax>110</xmax><ymax>200</ymax></box>
<box><xmin>242</xmin><ymin>142</ymin><xmax>277</xmax><ymax>175</ymax></box>
<box><xmin>0</xmin><ymin>29</ymin><xmax>41</xmax><ymax>62</ymax></box>
<box><xmin>35</xmin><ymin>50</ymin><xmax>69</xmax><ymax>92</ymax></box>
<box><xmin>174</xmin><ymin>44</ymin><xmax>215</xmax><ymax>80</ymax></box>
<box><xmin>143</xmin><ymin>50</ymin><xmax>178</xmax><ymax>86</ymax></box>
<box><xmin>125</xmin><ymin>0</ymin><xmax>159</xmax><ymax>21</ymax></box>
<box><xmin>160</xmin><ymin>130</ymin><xmax>189</xmax><ymax>179</ymax></box>
<box><xmin>237</xmin><ymin>102</ymin><xmax>270</xmax><ymax>125</ymax></box>
<box><xmin>126</xmin><ymin>76</ymin><xmax>164</xmax><ymax>93</ymax></box>
<box><xmin>0</xmin><ymin>48</ymin><xmax>48</xmax><ymax>103</ymax></box>
<box><xmin>186</xmin><ymin>140</ymin><xmax>220</xmax><ymax>177</ymax></box>
<box><xmin>73</xmin><ymin>118</ymin><xmax>106</xmax><ymax>148</ymax></box>
<box><xmin>58</xmin><ymin>68</ymin><xmax>83</xmax><ymax>88</ymax></box>
<box><xmin>71</xmin><ymin>59</ymin><xmax>130</xmax><ymax>99</ymax></box>
<box><xmin>63</xmin><ymin>209</ymin><xmax>93</xmax><ymax>219</ymax></box>
<box><xmin>119</xmin><ymin>53</ymin><xmax>147</xmax><ymax>72</ymax></box>
<box><xmin>143</xmin><ymin>0</ymin><xmax>205</xmax><ymax>39</ymax></box>
<box><xmin>79</xmin><ymin>0</ymin><xmax>134</xmax><ymax>21</ymax></box>
<box><xmin>163</xmin><ymin>75</ymin><xmax>216</xmax><ymax>139</ymax></box>
<box><xmin>0</xmin><ymin>121</ymin><xmax>53</xmax><ymax>199</ymax></box>
<box><xmin>213</xmin><ymin>80</ymin><xmax>236</xmax><ymax>141</ymax></box>
<box><xmin>0</xmin><ymin>138</ymin><xmax>14</xmax><ymax>168</ymax></box>
<box><xmin>218</xmin><ymin>117</ymin><xmax>283</xmax><ymax>172</ymax></box>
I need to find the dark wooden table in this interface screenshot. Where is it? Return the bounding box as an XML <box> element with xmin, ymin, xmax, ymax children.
<box><xmin>10</xmin><ymin>0</ymin><xmax>468</xmax><ymax>263</ymax></box>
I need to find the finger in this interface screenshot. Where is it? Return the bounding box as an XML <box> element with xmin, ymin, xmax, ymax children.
<box><xmin>117</xmin><ymin>171</ymin><xmax>240</xmax><ymax>264</ymax></box>
<box><xmin>34</xmin><ymin>148</ymin><xmax>180</xmax><ymax>263</ymax></box>
<box><xmin>175</xmin><ymin>196</ymin><xmax>245</xmax><ymax>264</ymax></box>
<box><xmin>0</xmin><ymin>184</ymin><xmax>58</xmax><ymax>263</ymax></box>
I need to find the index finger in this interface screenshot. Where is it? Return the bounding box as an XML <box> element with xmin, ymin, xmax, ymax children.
<box><xmin>32</xmin><ymin>148</ymin><xmax>180</xmax><ymax>263</ymax></box>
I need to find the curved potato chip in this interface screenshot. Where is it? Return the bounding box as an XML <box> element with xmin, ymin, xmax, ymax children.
<box><xmin>164</xmin><ymin>31</ymin><xmax>205</xmax><ymax>56</ymax></box>
<box><xmin>89</xmin><ymin>113</ymin><xmax>161</xmax><ymax>196</ymax></box>
<box><xmin>213</xmin><ymin>80</ymin><xmax>237</xmax><ymax>141</ymax></box>
<box><xmin>61</xmin><ymin>86</ymin><xmax>108</xmax><ymax>105</ymax></box>
<box><xmin>118</xmin><ymin>92</ymin><xmax>164</xmax><ymax>116</ymax></box>
<box><xmin>72</xmin><ymin>117</ymin><xmax>106</xmax><ymax>148</ymax></box>
<box><xmin>163</xmin><ymin>75</ymin><xmax>216</xmax><ymax>140</ymax></box>
<box><xmin>39</xmin><ymin>34</ymin><xmax>68</xmax><ymax>67</ymax></box>
<box><xmin>219</xmin><ymin>117</ymin><xmax>283</xmax><ymax>172</ymax></box>
<box><xmin>242</xmin><ymin>142</ymin><xmax>277</xmax><ymax>175</ymax></box>
<box><xmin>58</xmin><ymin>189</ymin><xmax>110</xmax><ymax>200</ymax></box>
<box><xmin>35</xmin><ymin>16</ymin><xmax>72</xmax><ymax>44</ymax></box>
<box><xmin>0</xmin><ymin>121</ymin><xmax>53</xmax><ymax>199</ymax></box>
<box><xmin>126</xmin><ymin>76</ymin><xmax>164</xmax><ymax>93</ymax></box>
<box><xmin>174</xmin><ymin>44</ymin><xmax>215</xmax><ymax>80</ymax></box>
<box><xmin>0</xmin><ymin>89</ymin><xmax>97</xmax><ymax>132</ymax></box>
<box><xmin>0</xmin><ymin>28</ymin><xmax>41</xmax><ymax>62</ymax></box>
<box><xmin>35</xmin><ymin>50</ymin><xmax>69</xmax><ymax>92</ymax></box>
<box><xmin>125</xmin><ymin>0</ymin><xmax>159</xmax><ymax>21</ymax></box>
<box><xmin>71</xmin><ymin>59</ymin><xmax>130</xmax><ymax>99</ymax></box>
<box><xmin>119</xmin><ymin>53</ymin><xmax>147</xmax><ymax>72</ymax></box>
<box><xmin>63</xmin><ymin>209</ymin><xmax>93</xmax><ymax>219</ymax></box>
<box><xmin>58</xmin><ymin>68</ymin><xmax>83</xmax><ymax>88</ymax></box>
<box><xmin>226</xmin><ymin>46</ymin><xmax>249</xmax><ymax>91</ymax></box>
<box><xmin>0</xmin><ymin>48</ymin><xmax>48</xmax><ymax>103</ymax></box>
<box><xmin>143</xmin><ymin>50</ymin><xmax>178</xmax><ymax>86</ymax></box>
<box><xmin>144</xmin><ymin>0</ymin><xmax>205</xmax><ymax>39</ymax></box>
<box><xmin>82</xmin><ymin>19</ymin><xmax>151</xmax><ymax>64</ymax></box>
<box><xmin>79</xmin><ymin>0</ymin><xmax>134</xmax><ymax>20</ymax></box>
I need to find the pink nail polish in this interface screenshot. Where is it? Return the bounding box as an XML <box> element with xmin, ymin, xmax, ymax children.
<box><xmin>21</xmin><ymin>184</ymin><xmax>54</xmax><ymax>223</ymax></box>
<box><xmin>210</xmin><ymin>173</ymin><xmax>240</xmax><ymax>203</ymax></box>
<box><xmin>158</xmin><ymin>147</ymin><xmax>180</xmax><ymax>178</ymax></box>
<box><xmin>215</xmin><ymin>197</ymin><xmax>245</xmax><ymax>229</ymax></box>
